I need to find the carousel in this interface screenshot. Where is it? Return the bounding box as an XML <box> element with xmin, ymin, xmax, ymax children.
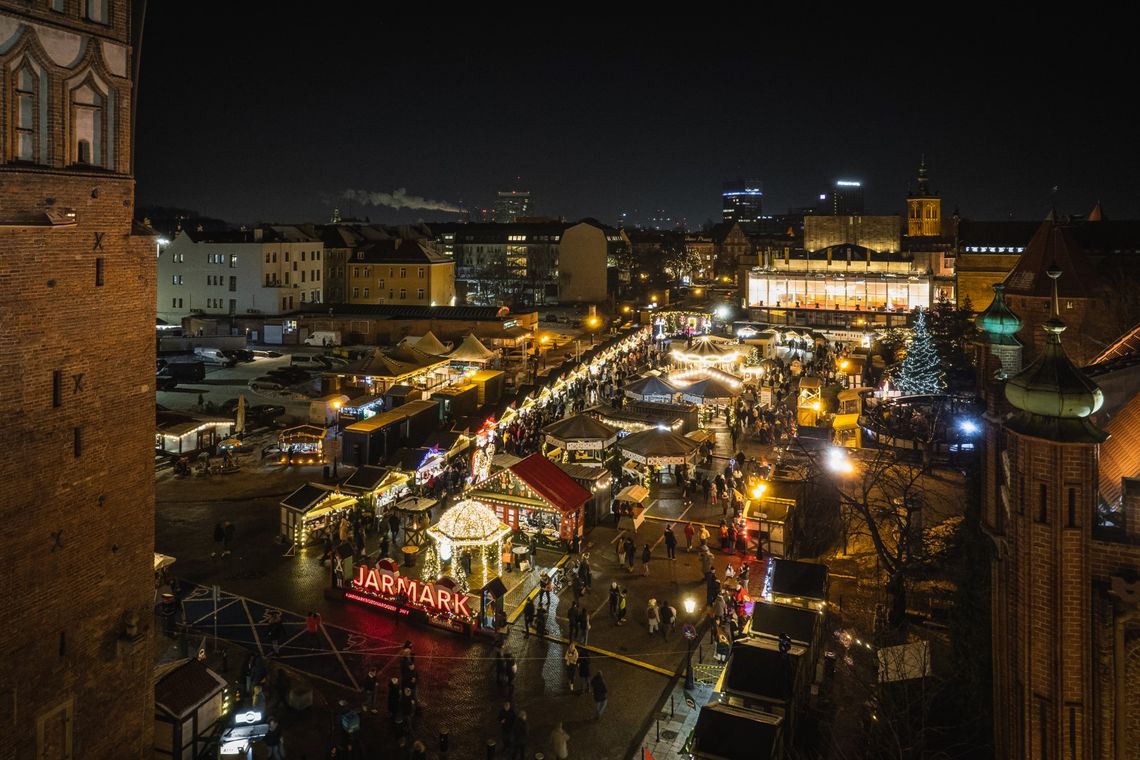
<box><xmin>670</xmin><ymin>335</ymin><xmax>742</xmax><ymax>369</ymax></box>
<box><xmin>541</xmin><ymin>414</ymin><xmax>619</xmax><ymax>466</ymax></box>
<box><xmin>426</xmin><ymin>500</ymin><xmax>512</xmax><ymax>593</ymax></box>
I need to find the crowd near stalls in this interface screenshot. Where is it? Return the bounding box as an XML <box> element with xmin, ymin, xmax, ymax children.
<box><xmin>467</xmin><ymin>454</ymin><xmax>591</xmax><ymax>547</ymax></box>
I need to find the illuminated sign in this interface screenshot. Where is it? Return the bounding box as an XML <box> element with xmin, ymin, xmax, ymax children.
<box><xmin>351</xmin><ymin>563</ymin><xmax>473</xmax><ymax>619</ymax></box>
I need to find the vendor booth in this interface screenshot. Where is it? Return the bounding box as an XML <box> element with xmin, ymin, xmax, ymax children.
<box><xmin>426</xmin><ymin>499</ymin><xmax>512</xmax><ymax>593</ymax></box>
<box><xmin>717</xmin><ymin>636</ymin><xmax>807</xmax><ymax>743</ymax></box>
<box><xmin>341</xmin><ymin>465</ymin><xmax>411</xmax><ymax>510</ymax></box>
<box><xmin>836</xmin><ymin>387</ymin><xmax>871</xmax><ymax>415</ymax></box>
<box><xmin>614</xmin><ymin>484</ymin><xmax>649</xmax><ymax>531</ymax></box>
<box><xmin>691</xmin><ymin>703</ymin><xmax>783</xmax><ymax>760</ymax></box>
<box><xmin>447</xmin><ymin>333</ymin><xmax>496</xmax><ymax>368</ymax></box>
<box><xmin>832</xmin><ymin>413</ymin><xmax>862</xmax><ymax>448</ymax></box>
<box><xmin>762</xmin><ymin>557</ymin><xmax>828</xmax><ymax>612</ymax></box>
<box><xmin>618</xmin><ymin>427</ymin><xmax>700</xmax><ymax>483</ymax></box>
<box><xmin>796</xmin><ymin>377</ymin><xmax>823</xmax><ymax>428</ymax></box>
<box><xmin>280</xmin><ymin>484</ymin><xmax>358</xmax><ymax>547</ymax></box>
<box><xmin>467</xmin><ymin>453</ymin><xmax>590</xmax><ymax>547</ymax></box>
<box><xmin>542</xmin><ymin>414</ymin><xmax>619</xmax><ymax>466</ymax></box>
<box><xmin>338</xmin><ymin>393</ymin><xmax>386</xmax><ymax>427</ymax></box>
<box><xmin>743</xmin><ymin>488</ymin><xmax>793</xmax><ymax>558</ymax></box>
<box><xmin>622</xmin><ymin>374</ymin><xmax>681</xmax><ymax>403</ymax></box>
<box><xmin>392</xmin><ymin>496</ymin><xmax>438</xmax><ymax>549</ymax></box>
<box><xmin>277</xmin><ymin>424</ymin><xmax>328</xmax><ymax>465</ymax></box>
<box><xmin>155</xmin><ymin>411</ymin><xmax>234</xmax><ymax>456</ymax></box>
<box><xmin>153</xmin><ymin>658</ymin><xmax>229</xmax><ymax>760</ymax></box>
<box><xmin>557</xmin><ymin>462</ymin><xmax>613</xmax><ymax>528</ymax></box>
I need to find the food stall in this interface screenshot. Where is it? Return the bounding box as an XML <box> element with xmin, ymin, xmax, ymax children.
<box><xmin>622</xmin><ymin>374</ymin><xmax>681</xmax><ymax>403</ymax></box>
<box><xmin>541</xmin><ymin>414</ymin><xmax>619</xmax><ymax>466</ymax></box>
<box><xmin>392</xmin><ymin>496</ymin><xmax>438</xmax><ymax>548</ymax></box>
<box><xmin>153</xmin><ymin>658</ymin><xmax>230</xmax><ymax>760</ymax></box>
<box><xmin>338</xmin><ymin>393</ymin><xmax>386</xmax><ymax>428</ymax></box>
<box><xmin>276</xmin><ymin>424</ymin><xmax>328</xmax><ymax>465</ymax></box>
<box><xmin>341</xmin><ymin>465</ymin><xmax>411</xmax><ymax>512</ymax></box>
<box><xmin>426</xmin><ymin>500</ymin><xmax>512</xmax><ymax>593</ymax></box>
<box><xmin>832</xmin><ymin>413</ymin><xmax>862</xmax><ymax>448</ymax></box>
<box><xmin>796</xmin><ymin>377</ymin><xmax>823</xmax><ymax>428</ymax></box>
<box><xmin>614</xmin><ymin>484</ymin><xmax>649</xmax><ymax>531</ymax></box>
<box><xmin>617</xmin><ymin>427</ymin><xmax>700</xmax><ymax>483</ymax></box>
<box><xmin>280</xmin><ymin>484</ymin><xmax>358</xmax><ymax>548</ymax></box>
<box><xmin>467</xmin><ymin>453</ymin><xmax>590</xmax><ymax>547</ymax></box>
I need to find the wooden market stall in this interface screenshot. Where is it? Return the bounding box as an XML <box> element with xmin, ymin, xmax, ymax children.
<box><xmin>153</xmin><ymin>658</ymin><xmax>228</xmax><ymax>760</ymax></box>
<box><xmin>277</xmin><ymin>424</ymin><xmax>328</xmax><ymax>465</ymax></box>
<box><xmin>467</xmin><ymin>453</ymin><xmax>590</xmax><ymax>547</ymax></box>
<box><xmin>832</xmin><ymin>413</ymin><xmax>862</xmax><ymax>448</ymax></box>
<box><xmin>280</xmin><ymin>484</ymin><xmax>358</xmax><ymax>547</ymax></box>
<box><xmin>796</xmin><ymin>377</ymin><xmax>823</xmax><ymax>428</ymax></box>
<box><xmin>617</xmin><ymin>427</ymin><xmax>700</xmax><ymax>483</ymax></box>
<box><xmin>622</xmin><ymin>374</ymin><xmax>681</xmax><ymax>403</ymax></box>
<box><xmin>341</xmin><ymin>465</ymin><xmax>411</xmax><ymax>511</ymax></box>
<box><xmin>541</xmin><ymin>413</ymin><xmax>619</xmax><ymax>466</ymax></box>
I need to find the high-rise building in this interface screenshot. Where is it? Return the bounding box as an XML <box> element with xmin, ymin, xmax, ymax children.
<box><xmin>494</xmin><ymin>190</ymin><xmax>532</xmax><ymax>223</ymax></box>
<box><xmin>978</xmin><ymin>270</ymin><xmax>1140</xmax><ymax>758</ymax></box>
<box><xmin>722</xmin><ymin>179</ymin><xmax>764</xmax><ymax>223</ymax></box>
<box><xmin>906</xmin><ymin>158</ymin><xmax>942</xmax><ymax>236</ymax></box>
<box><xmin>820</xmin><ymin>179</ymin><xmax>865</xmax><ymax>215</ymax></box>
<box><xmin>0</xmin><ymin>1</ymin><xmax>156</xmax><ymax>757</ymax></box>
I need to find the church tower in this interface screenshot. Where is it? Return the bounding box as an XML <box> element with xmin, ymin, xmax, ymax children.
<box><xmin>987</xmin><ymin>266</ymin><xmax>1108</xmax><ymax>759</ymax></box>
<box><xmin>906</xmin><ymin>157</ymin><xmax>941</xmax><ymax>237</ymax></box>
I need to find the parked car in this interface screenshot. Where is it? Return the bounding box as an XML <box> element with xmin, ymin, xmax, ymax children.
<box><xmin>249</xmin><ymin>404</ymin><xmax>286</xmax><ymax>423</ymax></box>
<box><xmin>156</xmin><ymin>374</ymin><xmax>178</xmax><ymax>391</ymax></box>
<box><xmin>221</xmin><ymin>349</ymin><xmax>255</xmax><ymax>363</ymax></box>
<box><xmin>268</xmin><ymin>367</ymin><xmax>311</xmax><ymax>383</ymax></box>
<box><xmin>289</xmin><ymin>355</ymin><xmax>326</xmax><ymax>370</ymax></box>
<box><xmin>250</xmin><ymin>377</ymin><xmax>285</xmax><ymax>391</ymax></box>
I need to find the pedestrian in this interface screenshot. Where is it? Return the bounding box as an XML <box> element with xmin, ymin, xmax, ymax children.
<box><xmin>624</xmin><ymin>539</ymin><xmax>636</xmax><ymax>572</ymax></box>
<box><xmin>684</xmin><ymin>521</ymin><xmax>695</xmax><ymax>552</ymax></box>
<box><xmin>402</xmin><ymin>663</ymin><xmax>418</xmax><ymax>701</ymax></box>
<box><xmin>578</xmin><ymin>554</ymin><xmax>592</xmax><ymax>592</ymax></box>
<box><xmin>498</xmin><ymin>701</ymin><xmax>515</xmax><ymax>751</ymax></box>
<box><xmin>305</xmin><ymin>611</ymin><xmax>321</xmax><ymax>648</ymax></box>
<box><xmin>617</xmin><ymin>588</ymin><xmax>628</xmax><ymax>625</ymax></box>
<box><xmin>660</xmin><ymin>600</ymin><xmax>676</xmax><ymax>639</ymax></box>
<box><xmin>700</xmin><ymin>547</ymin><xmax>714</xmax><ymax>578</ymax></box>
<box><xmin>528</xmin><ymin>535</ymin><xmax>538</xmax><ymax>570</ymax></box>
<box><xmin>504</xmin><ymin>651</ymin><xmax>517</xmax><ymax>697</ymax></box>
<box><xmin>387</xmin><ymin>677</ymin><xmax>401</xmax><ymax>718</ymax></box>
<box><xmin>535</xmin><ymin>605</ymin><xmax>548</xmax><ymax>639</ymax></box>
<box><xmin>591</xmin><ymin>671</ymin><xmax>608</xmax><ymax>719</ymax></box>
<box><xmin>267</xmin><ymin>612</ymin><xmax>285</xmax><ymax>656</ymax></box>
<box><xmin>362</xmin><ymin>668</ymin><xmax>378</xmax><ymax>712</ymax></box>
<box><xmin>398</xmin><ymin>687</ymin><xmax>416</xmax><ymax>733</ymax></box>
<box><xmin>698</xmin><ymin>524</ymin><xmax>710</xmax><ymax>549</ymax></box>
<box><xmin>564</xmin><ymin>642</ymin><xmax>579</xmax><ymax>692</ymax></box>
<box><xmin>212</xmin><ymin>521</ymin><xmax>224</xmax><ymax>558</ymax></box>
<box><xmin>410</xmin><ymin>740</ymin><xmax>427</xmax><ymax>760</ymax></box>
<box><xmin>614</xmin><ymin>533</ymin><xmax>623</xmax><ymax>564</ymax></box>
<box><xmin>664</xmin><ymin>523</ymin><xmax>678</xmax><ymax>560</ymax></box>
<box><xmin>523</xmin><ymin>597</ymin><xmax>536</xmax><ymax>637</ymax></box>
<box><xmin>263</xmin><ymin>717</ymin><xmax>285</xmax><ymax>760</ymax></box>
<box><xmin>388</xmin><ymin>513</ymin><xmax>400</xmax><ymax>543</ymax></box>
<box><xmin>550</xmin><ymin>721</ymin><xmax>570</xmax><ymax>760</ymax></box>
<box><xmin>646</xmin><ymin>599</ymin><xmax>660</xmax><ymax>635</ymax></box>
<box><xmin>400</xmin><ymin>640</ymin><xmax>415</xmax><ymax>671</ymax></box>
<box><xmin>568</xmin><ymin>600</ymin><xmax>581</xmax><ymax>640</ymax></box>
<box><xmin>725</xmin><ymin>562</ymin><xmax>736</xmax><ymax>582</ymax></box>
<box><xmin>641</xmin><ymin>543</ymin><xmax>651</xmax><ymax>576</ymax></box>
<box><xmin>539</xmin><ymin>573</ymin><xmax>553</xmax><ymax>606</ymax></box>
<box><xmin>608</xmin><ymin>581</ymin><xmax>620</xmax><ymax>619</ymax></box>
<box><xmin>581</xmin><ymin>609</ymin><xmax>592</xmax><ymax>645</ymax></box>
<box><xmin>577</xmin><ymin>648</ymin><xmax>591</xmax><ymax>693</ymax></box>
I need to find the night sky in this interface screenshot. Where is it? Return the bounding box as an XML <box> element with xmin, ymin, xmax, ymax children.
<box><xmin>134</xmin><ymin>11</ymin><xmax>1139</xmax><ymax>228</ymax></box>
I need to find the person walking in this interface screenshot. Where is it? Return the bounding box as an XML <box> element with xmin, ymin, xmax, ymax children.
<box><xmin>305</xmin><ymin>611</ymin><xmax>322</xmax><ymax>649</ymax></box>
<box><xmin>578</xmin><ymin>554</ymin><xmax>592</xmax><ymax>593</ymax></box>
<box><xmin>660</xmin><ymin>600</ymin><xmax>676</xmax><ymax>640</ymax></box>
<box><xmin>608</xmin><ymin>581</ymin><xmax>620</xmax><ymax>620</ymax></box>
<box><xmin>646</xmin><ymin>599</ymin><xmax>660</xmax><ymax>636</ymax></box>
<box><xmin>398</xmin><ymin>687</ymin><xmax>416</xmax><ymax>734</ymax></box>
<box><xmin>624</xmin><ymin>538</ymin><xmax>636</xmax><ymax>572</ymax></box>
<box><xmin>535</xmin><ymin>605</ymin><xmax>548</xmax><ymax>640</ymax></box>
<box><xmin>212</xmin><ymin>521</ymin><xmax>224</xmax><ymax>558</ymax></box>
<box><xmin>497</xmin><ymin>701</ymin><xmax>515</xmax><ymax>752</ymax></box>
<box><xmin>567</xmin><ymin>600</ymin><xmax>581</xmax><ymax>641</ymax></box>
<box><xmin>641</xmin><ymin>543</ymin><xmax>651</xmax><ymax>576</ymax></box>
<box><xmin>617</xmin><ymin>588</ymin><xmax>628</xmax><ymax>625</ymax></box>
<box><xmin>523</xmin><ymin>597</ymin><xmax>536</xmax><ymax>637</ymax></box>
<box><xmin>577</xmin><ymin>647</ymin><xmax>591</xmax><ymax>694</ymax></box>
<box><xmin>684</xmin><ymin>521</ymin><xmax>695</xmax><ymax>552</ymax></box>
<box><xmin>263</xmin><ymin>717</ymin><xmax>285</xmax><ymax>760</ymax></box>
<box><xmin>362</xmin><ymin>667</ymin><xmax>379</xmax><ymax>713</ymax></box>
<box><xmin>591</xmin><ymin>671</ymin><xmax>608</xmax><ymax>719</ymax></box>
<box><xmin>550</xmin><ymin>722</ymin><xmax>570</xmax><ymax>760</ymax></box>
<box><xmin>581</xmin><ymin>610</ymin><xmax>592</xmax><ymax>645</ymax></box>
<box><xmin>564</xmin><ymin>642</ymin><xmax>579</xmax><ymax>692</ymax></box>
<box><xmin>698</xmin><ymin>524</ymin><xmax>710</xmax><ymax>549</ymax></box>
<box><xmin>664</xmin><ymin>523</ymin><xmax>677</xmax><ymax>560</ymax></box>
<box><xmin>387</xmin><ymin>677</ymin><xmax>401</xmax><ymax>719</ymax></box>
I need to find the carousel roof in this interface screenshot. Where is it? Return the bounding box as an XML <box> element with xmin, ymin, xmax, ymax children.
<box><xmin>618</xmin><ymin>427</ymin><xmax>700</xmax><ymax>464</ymax></box>
<box><xmin>623</xmin><ymin>374</ymin><xmax>680</xmax><ymax>399</ymax></box>
<box><xmin>448</xmin><ymin>333</ymin><xmax>495</xmax><ymax>362</ymax></box>
<box><xmin>428</xmin><ymin>500</ymin><xmax>511</xmax><ymax>545</ymax></box>
<box><xmin>542</xmin><ymin>414</ymin><xmax>619</xmax><ymax>444</ymax></box>
<box><xmin>678</xmin><ymin>376</ymin><xmax>740</xmax><ymax>404</ymax></box>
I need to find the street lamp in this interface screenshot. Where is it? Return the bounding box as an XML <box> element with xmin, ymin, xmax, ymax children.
<box><xmin>683</xmin><ymin>596</ymin><xmax>697</xmax><ymax>691</ymax></box>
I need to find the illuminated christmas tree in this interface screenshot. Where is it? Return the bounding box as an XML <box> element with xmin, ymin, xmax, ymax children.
<box><xmin>896</xmin><ymin>309</ymin><xmax>946</xmax><ymax>395</ymax></box>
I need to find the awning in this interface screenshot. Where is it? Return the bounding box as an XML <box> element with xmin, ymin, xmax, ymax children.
<box><xmin>154</xmin><ymin>553</ymin><xmax>177</xmax><ymax>573</ymax></box>
<box><xmin>686</xmin><ymin>429</ymin><xmax>716</xmax><ymax>444</ymax></box>
<box><xmin>616</xmin><ymin>484</ymin><xmax>649</xmax><ymax>503</ymax></box>
<box><xmin>832</xmin><ymin>413</ymin><xmax>860</xmax><ymax>431</ymax></box>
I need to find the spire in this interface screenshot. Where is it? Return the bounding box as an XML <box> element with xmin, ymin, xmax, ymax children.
<box><xmin>1087</xmin><ymin>201</ymin><xmax>1103</xmax><ymax>222</ymax></box>
<box><xmin>916</xmin><ymin>156</ymin><xmax>929</xmax><ymax>196</ymax></box>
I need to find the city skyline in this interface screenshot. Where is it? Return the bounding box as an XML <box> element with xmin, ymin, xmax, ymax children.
<box><xmin>134</xmin><ymin>13</ymin><xmax>1138</xmax><ymax>227</ymax></box>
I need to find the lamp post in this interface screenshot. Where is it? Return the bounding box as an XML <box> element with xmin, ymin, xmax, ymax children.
<box><xmin>683</xmin><ymin>597</ymin><xmax>697</xmax><ymax>691</ymax></box>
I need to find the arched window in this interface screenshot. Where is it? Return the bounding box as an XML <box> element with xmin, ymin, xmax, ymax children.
<box><xmin>14</xmin><ymin>64</ymin><xmax>39</xmax><ymax>162</ymax></box>
<box><xmin>86</xmin><ymin>0</ymin><xmax>108</xmax><ymax>24</ymax></box>
<box><xmin>70</xmin><ymin>79</ymin><xmax>109</xmax><ymax>167</ymax></box>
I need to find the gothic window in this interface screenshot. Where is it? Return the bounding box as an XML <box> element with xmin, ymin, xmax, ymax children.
<box><xmin>13</xmin><ymin>64</ymin><xmax>42</xmax><ymax>163</ymax></box>
<box><xmin>85</xmin><ymin>0</ymin><xmax>108</xmax><ymax>23</ymax></box>
<box><xmin>1037</xmin><ymin>483</ymin><xmax>1048</xmax><ymax>524</ymax></box>
<box><xmin>70</xmin><ymin>80</ymin><xmax>109</xmax><ymax>167</ymax></box>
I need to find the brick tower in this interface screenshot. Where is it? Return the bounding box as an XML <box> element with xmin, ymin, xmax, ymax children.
<box><xmin>0</xmin><ymin>2</ymin><xmax>154</xmax><ymax>757</ymax></box>
<box><xmin>905</xmin><ymin>157</ymin><xmax>941</xmax><ymax>237</ymax></box>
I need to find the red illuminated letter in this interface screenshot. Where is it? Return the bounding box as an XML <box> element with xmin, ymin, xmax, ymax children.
<box><xmin>353</xmin><ymin>565</ymin><xmax>367</xmax><ymax>588</ymax></box>
<box><xmin>380</xmin><ymin>570</ymin><xmax>396</xmax><ymax>596</ymax></box>
<box><xmin>435</xmin><ymin>588</ymin><xmax>452</xmax><ymax>614</ymax></box>
<box><xmin>363</xmin><ymin>567</ymin><xmax>380</xmax><ymax>593</ymax></box>
<box><xmin>418</xmin><ymin>583</ymin><xmax>436</xmax><ymax>608</ymax></box>
<box><xmin>452</xmin><ymin>592</ymin><xmax>472</xmax><ymax>618</ymax></box>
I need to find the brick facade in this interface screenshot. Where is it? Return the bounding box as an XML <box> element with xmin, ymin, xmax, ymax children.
<box><xmin>0</xmin><ymin>2</ymin><xmax>154</xmax><ymax>758</ymax></box>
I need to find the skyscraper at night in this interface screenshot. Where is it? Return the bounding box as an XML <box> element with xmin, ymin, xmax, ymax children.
<box><xmin>0</xmin><ymin>1</ymin><xmax>155</xmax><ymax>756</ymax></box>
<box><xmin>820</xmin><ymin>179</ymin><xmax>865</xmax><ymax>215</ymax></box>
<box><xmin>722</xmin><ymin>178</ymin><xmax>764</xmax><ymax>223</ymax></box>
<box><xmin>494</xmin><ymin>190</ymin><xmax>532</xmax><ymax>223</ymax></box>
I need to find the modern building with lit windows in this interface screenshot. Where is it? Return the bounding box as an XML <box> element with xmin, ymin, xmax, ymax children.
<box><xmin>820</xmin><ymin>179</ymin><xmax>865</xmax><ymax>215</ymax></box>
<box><xmin>722</xmin><ymin>178</ymin><xmax>764</xmax><ymax>223</ymax></box>
<box><xmin>494</xmin><ymin>190</ymin><xmax>533</xmax><ymax>222</ymax></box>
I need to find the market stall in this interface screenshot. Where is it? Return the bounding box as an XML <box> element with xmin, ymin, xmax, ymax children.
<box><xmin>280</xmin><ymin>484</ymin><xmax>358</xmax><ymax>547</ymax></box>
<box><xmin>796</xmin><ymin>377</ymin><xmax>823</xmax><ymax>428</ymax></box>
<box><xmin>447</xmin><ymin>333</ymin><xmax>496</xmax><ymax>369</ymax></box>
<box><xmin>467</xmin><ymin>453</ymin><xmax>590</xmax><ymax>547</ymax></box>
<box><xmin>617</xmin><ymin>427</ymin><xmax>700</xmax><ymax>483</ymax></box>
<box><xmin>276</xmin><ymin>425</ymin><xmax>328</xmax><ymax>465</ymax></box>
<box><xmin>614</xmin><ymin>484</ymin><xmax>649</xmax><ymax>530</ymax></box>
<box><xmin>622</xmin><ymin>374</ymin><xmax>681</xmax><ymax>403</ymax></box>
<box><xmin>832</xmin><ymin>413</ymin><xmax>862</xmax><ymax>448</ymax></box>
<box><xmin>392</xmin><ymin>496</ymin><xmax>438</xmax><ymax>547</ymax></box>
<box><xmin>426</xmin><ymin>499</ymin><xmax>512</xmax><ymax>593</ymax></box>
<box><xmin>153</xmin><ymin>658</ymin><xmax>229</xmax><ymax>760</ymax></box>
<box><xmin>541</xmin><ymin>414</ymin><xmax>619</xmax><ymax>466</ymax></box>
<box><xmin>338</xmin><ymin>393</ymin><xmax>386</xmax><ymax>427</ymax></box>
<box><xmin>341</xmin><ymin>465</ymin><xmax>411</xmax><ymax>511</ymax></box>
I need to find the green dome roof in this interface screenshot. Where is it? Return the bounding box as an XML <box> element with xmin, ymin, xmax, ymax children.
<box><xmin>1004</xmin><ymin>268</ymin><xmax>1103</xmax><ymax>424</ymax></box>
<box><xmin>977</xmin><ymin>283</ymin><xmax>1022</xmax><ymax>344</ymax></box>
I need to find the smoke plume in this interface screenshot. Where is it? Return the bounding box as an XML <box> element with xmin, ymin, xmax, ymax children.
<box><xmin>341</xmin><ymin>188</ymin><xmax>461</xmax><ymax>213</ymax></box>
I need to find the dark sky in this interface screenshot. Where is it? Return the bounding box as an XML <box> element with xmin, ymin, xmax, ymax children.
<box><xmin>134</xmin><ymin>11</ymin><xmax>1139</xmax><ymax>228</ymax></box>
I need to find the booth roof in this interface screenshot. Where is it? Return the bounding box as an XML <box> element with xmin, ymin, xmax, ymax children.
<box><xmin>748</xmin><ymin>602</ymin><xmax>820</xmax><ymax>647</ymax></box>
<box><xmin>154</xmin><ymin>659</ymin><xmax>227</xmax><ymax>720</ymax></box>
<box><xmin>691</xmin><ymin>702</ymin><xmax>782</xmax><ymax>760</ymax></box>
<box><xmin>343</xmin><ymin>465</ymin><xmax>399</xmax><ymax>492</ymax></box>
<box><xmin>618</xmin><ymin>427</ymin><xmax>700</xmax><ymax>459</ymax></box>
<box><xmin>509</xmin><ymin>454</ymin><xmax>591</xmax><ymax>513</ymax></box>
<box><xmin>413</xmin><ymin>330</ymin><xmax>448</xmax><ymax>356</ymax></box>
<box><xmin>623</xmin><ymin>374</ymin><xmax>680</xmax><ymax>398</ymax></box>
<box><xmin>542</xmin><ymin>413</ymin><xmax>619</xmax><ymax>442</ymax></box>
<box><xmin>281</xmin><ymin>483</ymin><xmax>334</xmax><ymax>512</ymax></box>
<box><xmin>678</xmin><ymin>376</ymin><xmax>739</xmax><ymax>402</ymax></box>
<box><xmin>769</xmin><ymin>558</ymin><xmax>828</xmax><ymax>601</ymax></box>
<box><xmin>448</xmin><ymin>333</ymin><xmax>495</xmax><ymax>362</ymax></box>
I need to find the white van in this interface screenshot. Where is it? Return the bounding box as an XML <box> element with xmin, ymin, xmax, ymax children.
<box><xmin>193</xmin><ymin>347</ymin><xmax>236</xmax><ymax>367</ymax></box>
<box><xmin>303</xmin><ymin>330</ymin><xmax>341</xmax><ymax>347</ymax></box>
